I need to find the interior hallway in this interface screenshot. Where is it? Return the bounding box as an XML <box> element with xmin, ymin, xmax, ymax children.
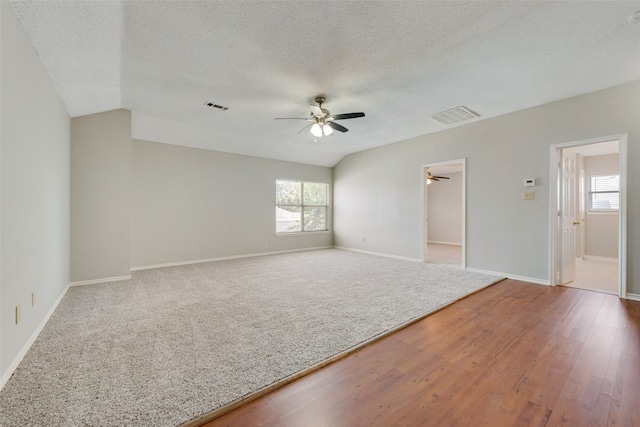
<box><xmin>426</xmin><ymin>243</ymin><xmax>462</xmax><ymax>266</ymax></box>
<box><xmin>563</xmin><ymin>257</ymin><xmax>618</xmax><ymax>295</ymax></box>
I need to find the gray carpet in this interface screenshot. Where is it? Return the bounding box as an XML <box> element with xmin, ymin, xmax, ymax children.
<box><xmin>0</xmin><ymin>249</ymin><xmax>502</xmax><ymax>426</ymax></box>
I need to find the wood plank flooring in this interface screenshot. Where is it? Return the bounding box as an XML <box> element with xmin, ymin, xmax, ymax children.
<box><xmin>201</xmin><ymin>279</ymin><xmax>640</xmax><ymax>426</ymax></box>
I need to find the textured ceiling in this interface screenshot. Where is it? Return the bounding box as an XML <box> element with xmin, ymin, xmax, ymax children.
<box><xmin>10</xmin><ymin>1</ymin><xmax>640</xmax><ymax>167</ymax></box>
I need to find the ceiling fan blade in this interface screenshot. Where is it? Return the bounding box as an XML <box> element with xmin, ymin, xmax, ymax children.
<box><xmin>310</xmin><ymin>105</ymin><xmax>323</xmax><ymax>117</ymax></box>
<box><xmin>330</xmin><ymin>112</ymin><xmax>365</xmax><ymax>120</ymax></box>
<box><xmin>432</xmin><ymin>176</ymin><xmax>450</xmax><ymax>180</ymax></box>
<box><xmin>297</xmin><ymin>123</ymin><xmax>313</xmax><ymax>134</ymax></box>
<box><xmin>327</xmin><ymin>121</ymin><xmax>348</xmax><ymax>133</ymax></box>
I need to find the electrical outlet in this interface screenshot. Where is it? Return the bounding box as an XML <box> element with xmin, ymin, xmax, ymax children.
<box><xmin>523</xmin><ymin>191</ymin><xmax>535</xmax><ymax>200</ymax></box>
<box><xmin>32</xmin><ymin>292</ymin><xmax>36</xmax><ymax>307</ymax></box>
<box><xmin>16</xmin><ymin>305</ymin><xmax>21</xmax><ymax>324</ymax></box>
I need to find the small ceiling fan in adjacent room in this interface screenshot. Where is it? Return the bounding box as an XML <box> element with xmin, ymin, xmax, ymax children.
<box><xmin>275</xmin><ymin>96</ymin><xmax>365</xmax><ymax>137</ymax></box>
<box><xmin>427</xmin><ymin>170</ymin><xmax>450</xmax><ymax>184</ymax></box>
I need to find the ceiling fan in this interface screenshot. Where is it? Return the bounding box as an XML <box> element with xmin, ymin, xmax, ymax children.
<box><xmin>427</xmin><ymin>170</ymin><xmax>450</xmax><ymax>184</ymax></box>
<box><xmin>275</xmin><ymin>96</ymin><xmax>365</xmax><ymax>137</ymax></box>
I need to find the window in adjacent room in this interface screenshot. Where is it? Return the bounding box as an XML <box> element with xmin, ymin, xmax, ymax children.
<box><xmin>589</xmin><ymin>174</ymin><xmax>619</xmax><ymax>211</ymax></box>
<box><xmin>276</xmin><ymin>179</ymin><xmax>328</xmax><ymax>233</ymax></box>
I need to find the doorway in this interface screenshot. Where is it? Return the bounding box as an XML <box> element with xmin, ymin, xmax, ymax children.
<box><xmin>421</xmin><ymin>159</ymin><xmax>466</xmax><ymax>267</ymax></box>
<box><xmin>549</xmin><ymin>135</ymin><xmax>627</xmax><ymax>297</ymax></box>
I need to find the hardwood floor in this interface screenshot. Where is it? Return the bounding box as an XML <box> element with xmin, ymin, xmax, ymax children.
<box><xmin>201</xmin><ymin>279</ymin><xmax>640</xmax><ymax>426</ymax></box>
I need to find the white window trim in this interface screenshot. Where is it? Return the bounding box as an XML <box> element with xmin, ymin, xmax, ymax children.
<box><xmin>275</xmin><ymin>179</ymin><xmax>330</xmax><ymax>234</ymax></box>
<box><xmin>588</xmin><ymin>174</ymin><xmax>619</xmax><ymax>212</ymax></box>
<box><xmin>273</xmin><ymin>231</ymin><xmax>331</xmax><ymax>238</ymax></box>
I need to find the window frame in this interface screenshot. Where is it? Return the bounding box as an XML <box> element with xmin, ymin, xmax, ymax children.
<box><xmin>275</xmin><ymin>179</ymin><xmax>329</xmax><ymax>235</ymax></box>
<box><xmin>588</xmin><ymin>174</ymin><xmax>620</xmax><ymax>212</ymax></box>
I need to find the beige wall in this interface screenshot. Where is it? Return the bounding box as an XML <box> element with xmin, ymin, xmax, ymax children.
<box><xmin>584</xmin><ymin>153</ymin><xmax>619</xmax><ymax>259</ymax></box>
<box><xmin>70</xmin><ymin>123</ymin><xmax>333</xmax><ymax>277</ymax></box>
<box><xmin>1</xmin><ymin>2</ymin><xmax>70</xmax><ymax>380</ymax></box>
<box><xmin>71</xmin><ymin>110</ymin><xmax>131</xmax><ymax>282</ymax></box>
<box><xmin>334</xmin><ymin>81</ymin><xmax>640</xmax><ymax>293</ymax></box>
<box><xmin>131</xmin><ymin>139</ymin><xmax>333</xmax><ymax>268</ymax></box>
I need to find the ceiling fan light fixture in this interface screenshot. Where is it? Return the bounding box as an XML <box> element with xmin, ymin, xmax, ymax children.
<box><xmin>275</xmin><ymin>96</ymin><xmax>365</xmax><ymax>138</ymax></box>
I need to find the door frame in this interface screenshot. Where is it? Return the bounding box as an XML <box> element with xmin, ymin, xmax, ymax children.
<box><xmin>420</xmin><ymin>158</ymin><xmax>466</xmax><ymax>267</ymax></box>
<box><xmin>548</xmin><ymin>134</ymin><xmax>627</xmax><ymax>297</ymax></box>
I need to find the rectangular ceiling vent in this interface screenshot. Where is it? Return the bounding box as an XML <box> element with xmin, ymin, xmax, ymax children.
<box><xmin>430</xmin><ymin>106</ymin><xmax>480</xmax><ymax>125</ymax></box>
<box><xmin>204</xmin><ymin>102</ymin><xmax>229</xmax><ymax>111</ymax></box>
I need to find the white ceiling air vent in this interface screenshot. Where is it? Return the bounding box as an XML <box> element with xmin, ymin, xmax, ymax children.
<box><xmin>204</xmin><ymin>102</ymin><xmax>229</xmax><ymax>111</ymax></box>
<box><xmin>430</xmin><ymin>106</ymin><xmax>480</xmax><ymax>125</ymax></box>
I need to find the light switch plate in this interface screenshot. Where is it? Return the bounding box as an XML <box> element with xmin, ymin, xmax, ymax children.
<box><xmin>524</xmin><ymin>178</ymin><xmax>536</xmax><ymax>187</ymax></box>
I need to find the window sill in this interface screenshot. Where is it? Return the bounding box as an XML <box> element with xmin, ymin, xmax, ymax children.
<box><xmin>274</xmin><ymin>231</ymin><xmax>331</xmax><ymax>237</ymax></box>
<box><xmin>587</xmin><ymin>211</ymin><xmax>619</xmax><ymax>216</ymax></box>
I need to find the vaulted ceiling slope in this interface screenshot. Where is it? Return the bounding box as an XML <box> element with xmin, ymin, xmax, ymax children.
<box><xmin>10</xmin><ymin>1</ymin><xmax>640</xmax><ymax>167</ymax></box>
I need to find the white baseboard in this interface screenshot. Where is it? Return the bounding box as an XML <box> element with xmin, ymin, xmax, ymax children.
<box><xmin>626</xmin><ymin>293</ymin><xmax>640</xmax><ymax>302</ymax></box>
<box><xmin>427</xmin><ymin>241</ymin><xmax>462</xmax><ymax>246</ymax></box>
<box><xmin>334</xmin><ymin>246</ymin><xmax>422</xmax><ymax>263</ymax></box>
<box><xmin>131</xmin><ymin>246</ymin><xmax>334</xmax><ymax>271</ymax></box>
<box><xmin>0</xmin><ymin>283</ymin><xmax>71</xmax><ymax>391</ymax></box>
<box><xmin>465</xmin><ymin>267</ymin><xmax>549</xmax><ymax>285</ymax></box>
<box><xmin>583</xmin><ymin>255</ymin><xmax>618</xmax><ymax>263</ymax></box>
<box><xmin>69</xmin><ymin>275</ymin><xmax>132</xmax><ymax>287</ymax></box>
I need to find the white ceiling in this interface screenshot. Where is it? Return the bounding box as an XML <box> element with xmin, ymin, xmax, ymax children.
<box><xmin>429</xmin><ymin>164</ymin><xmax>463</xmax><ymax>176</ymax></box>
<box><xmin>564</xmin><ymin>140</ymin><xmax>620</xmax><ymax>157</ymax></box>
<box><xmin>10</xmin><ymin>1</ymin><xmax>640</xmax><ymax>167</ymax></box>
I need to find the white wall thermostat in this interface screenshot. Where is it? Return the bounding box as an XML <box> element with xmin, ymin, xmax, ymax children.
<box><xmin>524</xmin><ymin>178</ymin><xmax>536</xmax><ymax>187</ymax></box>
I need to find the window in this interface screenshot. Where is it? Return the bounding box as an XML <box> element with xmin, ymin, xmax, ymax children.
<box><xmin>276</xmin><ymin>180</ymin><xmax>328</xmax><ymax>233</ymax></box>
<box><xmin>589</xmin><ymin>175</ymin><xmax>619</xmax><ymax>211</ymax></box>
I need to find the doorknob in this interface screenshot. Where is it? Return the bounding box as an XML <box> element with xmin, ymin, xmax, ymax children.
<box><xmin>573</xmin><ymin>221</ymin><xmax>580</xmax><ymax>225</ymax></box>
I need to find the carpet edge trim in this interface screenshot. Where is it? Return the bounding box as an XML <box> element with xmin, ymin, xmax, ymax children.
<box><xmin>180</xmin><ymin>276</ymin><xmax>506</xmax><ymax>427</ymax></box>
<box><xmin>0</xmin><ymin>283</ymin><xmax>71</xmax><ymax>391</ymax></box>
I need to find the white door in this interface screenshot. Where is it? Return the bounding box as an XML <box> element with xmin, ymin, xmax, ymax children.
<box><xmin>561</xmin><ymin>151</ymin><xmax>578</xmax><ymax>284</ymax></box>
